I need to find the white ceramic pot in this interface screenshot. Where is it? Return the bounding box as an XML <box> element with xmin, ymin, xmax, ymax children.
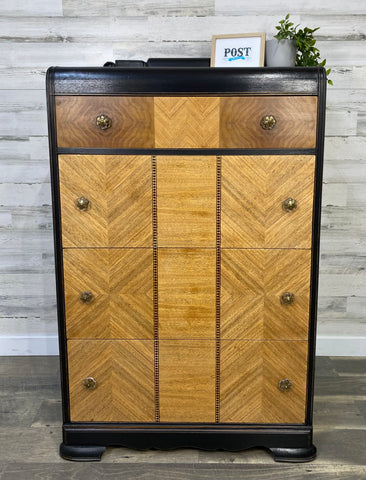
<box><xmin>265</xmin><ymin>39</ymin><xmax>296</xmax><ymax>67</ymax></box>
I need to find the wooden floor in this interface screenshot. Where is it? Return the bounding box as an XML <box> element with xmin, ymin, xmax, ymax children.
<box><xmin>0</xmin><ymin>356</ymin><xmax>365</xmax><ymax>479</ymax></box>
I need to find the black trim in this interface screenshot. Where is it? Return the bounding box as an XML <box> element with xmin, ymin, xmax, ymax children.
<box><xmin>305</xmin><ymin>67</ymin><xmax>327</xmax><ymax>425</ymax></box>
<box><xmin>57</xmin><ymin>148</ymin><xmax>316</xmax><ymax>156</ymax></box>
<box><xmin>48</xmin><ymin>66</ymin><xmax>321</xmax><ymax>95</ymax></box>
<box><xmin>46</xmin><ymin>69</ymin><xmax>70</xmax><ymax>424</ymax></box>
<box><xmin>63</xmin><ymin>422</ymin><xmax>313</xmax><ymax>449</ymax></box>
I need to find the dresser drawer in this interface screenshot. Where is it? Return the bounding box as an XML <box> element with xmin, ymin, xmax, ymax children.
<box><xmin>221</xmin><ymin>249</ymin><xmax>311</xmax><ymax>340</ymax></box>
<box><xmin>68</xmin><ymin>339</ymin><xmax>155</xmax><ymax>422</ymax></box>
<box><xmin>58</xmin><ymin>155</ymin><xmax>152</xmax><ymax>248</ymax></box>
<box><xmin>55</xmin><ymin>96</ymin><xmax>154</xmax><ymax>148</ymax></box>
<box><xmin>63</xmin><ymin>248</ymin><xmax>153</xmax><ymax>340</ymax></box>
<box><xmin>220</xmin><ymin>340</ymin><xmax>308</xmax><ymax>424</ymax></box>
<box><xmin>221</xmin><ymin>155</ymin><xmax>315</xmax><ymax>248</ymax></box>
<box><xmin>220</xmin><ymin>96</ymin><xmax>317</xmax><ymax>149</ymax></box>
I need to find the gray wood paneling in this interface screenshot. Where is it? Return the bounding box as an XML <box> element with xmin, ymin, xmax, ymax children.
<box><xmin>215</xmin><ymin>0</ymin><xmax>366</xmax><ymax>15</ymax></box>
<box><xmin>62</xmin><ymin>0</ymin><xmax>215</xmax><ymax>17</ymax></box>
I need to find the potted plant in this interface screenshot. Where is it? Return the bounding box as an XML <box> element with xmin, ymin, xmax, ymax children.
<box><xmin>266</xmin><ymin>14</ymin><xmax>332</xmax><ymax>84</ymax></box>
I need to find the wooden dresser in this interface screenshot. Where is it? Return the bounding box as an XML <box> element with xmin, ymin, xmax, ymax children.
<box><xmin>47</xmin><ymin>61</ymin><xmax>326</xmax><ymax>462</ymax></box>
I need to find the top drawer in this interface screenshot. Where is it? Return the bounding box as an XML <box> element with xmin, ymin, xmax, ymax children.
<box><xmin>55</xmin><ymin>95</ymin><xmax>317</xmax><ymax>149</ymax></box>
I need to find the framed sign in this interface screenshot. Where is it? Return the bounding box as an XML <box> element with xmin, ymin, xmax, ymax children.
<box><xmin>211</xmin><ymin>33</ymin><xmax>265</xmax><ymax>67</ymax></box>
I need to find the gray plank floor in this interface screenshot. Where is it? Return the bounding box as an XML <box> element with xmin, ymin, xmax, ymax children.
<box><xmin>0</xmin><ymin>356</ymin><xmax>366</xmax><ymax>479</ymax></box>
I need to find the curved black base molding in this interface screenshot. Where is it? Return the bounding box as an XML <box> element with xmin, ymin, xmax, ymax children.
<box><xmin>269</xmin><ymin>445</ymin><xmax>317</xmax><ymax>463</ymax></box>
<box><xmin>60</xmin><ymin>443</ymin><xmax>106</xmax><ymax>462</ymax></box>
<box><xmin>61</xmin><ymin>423</ymin><xmax>316</xmax><ymax>463</ymax></box>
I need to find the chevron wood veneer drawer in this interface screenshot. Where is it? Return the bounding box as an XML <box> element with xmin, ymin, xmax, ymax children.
<box><xmin>68</xmin><ymin>339</ymin><xmax>155</xmax><ymax>422</ymax></box>
<box><xmin>220</xmin><ymin>340</ymin><xmax>308</xmax><ymax>424</ymax></box>
<box><xmin>55</xmin><ymin>95</ymin><xmax>316</xmax><ymax>150</ymax></box>
<box><xmin>220</xmin><ymin>96</ymin><xmax>317</xmax><ymax>149</ymax></box>
<box><xmin>63</xmin><ymin>248</ymin><xmax>153</xmax><ymax>340</ymax></box>
<box><xmin>56</xmin><ymin>96</ymin><xmax>155</xmax><ymax>148</ymax></box>
<box><xmin>58</xmin><ymin>155</ymin><xmax>152</xmax><ymax>248</ymax></box>
<box><xmin>221</xmin><ymin>155</ymin><xmax>315</xmax><ymax>248</ymax></box>
<box><xmin>221</xmin><ymin>248</ymin><xmax>311</xmax><ymax>340</ymax></box>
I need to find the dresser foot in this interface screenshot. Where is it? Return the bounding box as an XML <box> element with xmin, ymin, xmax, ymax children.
<box><xmin>60</xmin><ymin>443</ymin><xmax>106</xmax><ymax>462</ymax></box>
<box><xmin>269</xmin><ymin>445</ymin><xmax>317</xmax><ymax>463</ymax></box>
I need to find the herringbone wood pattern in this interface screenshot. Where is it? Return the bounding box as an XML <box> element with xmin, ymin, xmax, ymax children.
<box><xmin>159</xmin><ymin>340</ymin><xmax>216</xmax><ymax>422</ymax></box>
<box><xmin>55</xmin><ymin>96</ymin><xmax>154</xmax><ymax>148</ymax></box>
<box><xmin>68</xmin><ymin>339</ymin><xmax>155</xmax><ymax>422</ymax></box>
<box><xmin>63</xmin><ymin>248</ymin><xmax>153</xmax><ymax>339</ymax></box>
<box><xmin>221</xmin><ymin>156</ymin><xmax>315</xmax><ymax>248</ymax></box>
<box><xmin>220</xmin><ymin>96</ymin><xmax>317</xmax><ymax>149</ymax></box>
<box><xmin>221</xmin><ymin>249</ymin><xmax>311</xmax><ymax>340</ymax></box>
<box><xmin>157</xmin><ymin>156</ymin><xmax>217</xmax><ymax>247</ymax></box>
<box><xmin>154</xmin><ymin>97</ymin><xmax>220</xmax><ymax>148</ymax></box>
<box><xmin>158</xmin><ymin>248</ymin><xmax>216</xmax><ymax>339</ymax></box>
<box><xmin>59</xmin><ymin>155</ymin><xmax>152</xmax><ymax>247</ymax></box>
<box><xmin>220</xmin><ymin>340</ymin><xmax>308</xmax><ymax>424</ymax></box>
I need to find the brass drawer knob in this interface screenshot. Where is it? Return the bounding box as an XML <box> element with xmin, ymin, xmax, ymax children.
<box><xmin>282</xmin><ymin>197</ymin><xmax>297</xmax><ymax>212</ymax></box>
<box><xmin>75</xmin><ymin>196</ymin><xmax>90</xmax><ymax>211</ymax></box>
<box><xmin>281</xmin><ymin>292</ymin><xmax>295</xmax><ymax>305</ymax></box>
<box><xmin>83</xmin><ymin>377</ymin><xmax>97</xmax><ymax>389</ymax></box>
<box><xmin>79</xmin><ymin>291</ymin><xmax>94</xmax><ymax>304</ymax></box>
<box><xmin>279</xmin><ymin>379</ymin><xmax>293</xmax><ymax>392</ymax></box>
<box><xmin>260</xmin><ymin>115</ymin><xmax>276</xmax><ymax>130</ymax></box>
<box><xmin>96</xmin><ymin>114</ymin><xmax>112</xmax><ymax>130</ymax></box>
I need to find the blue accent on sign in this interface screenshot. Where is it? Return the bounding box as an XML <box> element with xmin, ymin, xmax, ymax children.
<box><xmin>228</xmin><ymin>56</ymin><xmax>247</xmax><ymax>61</ymax></box>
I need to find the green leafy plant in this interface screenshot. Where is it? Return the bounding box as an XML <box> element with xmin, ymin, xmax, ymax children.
<box><xmin>274</xmin><ymin>14</ymin><xmax>332</xmax><ymax>85</ymax></box>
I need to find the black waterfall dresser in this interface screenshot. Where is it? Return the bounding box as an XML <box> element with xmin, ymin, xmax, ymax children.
<box><xmin>46</xmin><ymin>60</ymin><xmax>326</xmax><ymax>462</ymax></box>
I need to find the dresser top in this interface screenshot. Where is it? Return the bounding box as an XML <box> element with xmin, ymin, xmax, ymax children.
<box><xmin>47</xmin><ymin>65</ymin><xmax>325</xmax><ymax>96</ymax></box>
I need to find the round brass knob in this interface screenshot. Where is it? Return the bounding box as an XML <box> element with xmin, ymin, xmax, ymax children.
<box><xmin>83</xmin><ymin>377</ymin><xmax>97</xmax><ymax>389</ymax></box>
<box><xmin>279</xmin><ymin>379</ymin><xmax>293</xmax><ymax>392</ymax></box>
<box><xmin>75</xmin><ymin>196</ymin><xmax>90</xmax><ymax>211</ymax></box>
<box><xmin>260</xmin><ymin>115</ymin><xmax>276</xmax><ymax>130</ymax></box>
<box><xmin>96</xmin><ymin>114</ymin><xmax>112</xmax><ymax>130</ymax></box>
<box><xmin>79</xmin><ymin>291</ymin><xmax>94</xmax><ymax>304</ymax></box>
<box><xmin>281</xmin><ymin>292</ymin><xmax>295</xmax><ymax>305</ymax></box>
<box><xmin>282</xmin><ymin>197</ymin><xmax>297</xmax><ymax>212</ymax></box>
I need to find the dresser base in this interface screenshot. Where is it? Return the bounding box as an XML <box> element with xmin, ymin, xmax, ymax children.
<box><xmin>269</xmin><ymin>446</ymin><xmax>317</xmax><ymax>463</ymax></box>
<box><xmin>60</xmin><ymin>443</ymin><xmax>106</xmax><ymax>462</ymax></box>
<box><xmin>61</xmin><ymin>423</ymin><xmax>316</xmax><ymax>463</ymax></box>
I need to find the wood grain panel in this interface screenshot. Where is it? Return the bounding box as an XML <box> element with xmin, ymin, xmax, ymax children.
<box><xmin>158</xmin><ymin>248</ymin><xmax>216</xmax><ymax>339</ymax></box>
<box><xmin>221</xmin><ymin>249</ymin><xmax>311</xmax><ymax>340</ymax></box>
<box><xmin>157</xmin><ymin>156</ymin><xmax>217</xmax><ymax>247</ymax></box>
<box><xmin>68</xmin><ymin>340</ymin><xmax>155</xmax><ymax>422</ymax></box>
<box><xmin>220</xmin><ymin>340</ymin><xmax>308</xmax><ymax>424</ymax></box>
<box><xmin>220</xmin><ymin>96</ymin><xmax>317</xmax><ymax>148</ymax></box>
<box><xmin>55</xmin><ymin>96</ymin><xmax>154</xmax><ymax>148</ymax></box>
<box><xmin>221</xmin><ymin>155</ymin><xmax>315</xmax><ymax>248</ymax></box>
<box><xmin>155</xmin><ymin>97</ymin><xmax>219</xmax><ymax>148</ymax></box>
<box><xmin>159</xmin><ymin>340</ymin><xmax>216</xmax><ymax>422</ymax></box>
<box><xmin>59</xmin><ymin>155</ymin><xmax>152</xmax><ymax>247</ymax></box>
<box><xmin>63</xmin><ymin>248</ymin><xmax>153</xmax><ymax>339</ymax></box>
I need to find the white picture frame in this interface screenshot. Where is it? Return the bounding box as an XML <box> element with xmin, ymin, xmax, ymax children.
<box><xmin>211</xmin><ymin>33</ymin><xmax>266</xmax><ymax>68</ymax></box>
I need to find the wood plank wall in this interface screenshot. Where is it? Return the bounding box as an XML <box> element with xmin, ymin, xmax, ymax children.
<box><xmin>0</xmin><ymin>0</ymin><xmax>365</xmax><ymax>355</ymax></box>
